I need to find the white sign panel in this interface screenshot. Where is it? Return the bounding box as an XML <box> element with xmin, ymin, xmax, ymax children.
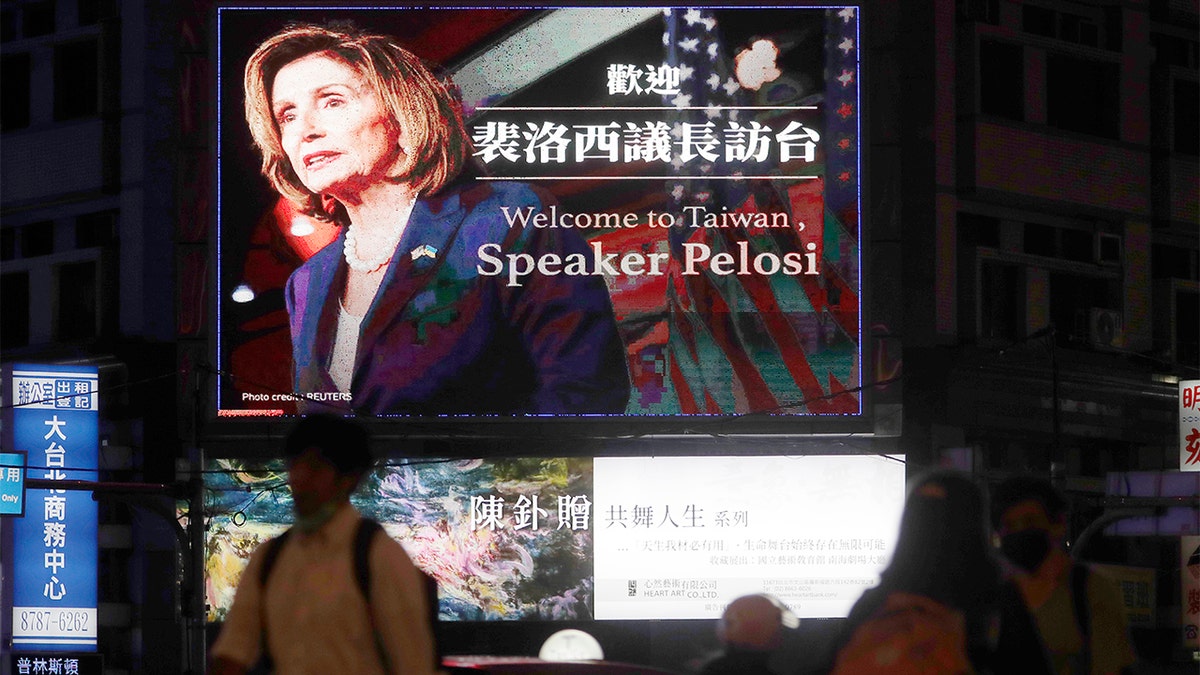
<box><xmin>1182</xmin><ymin>380</ymin><xmax>1200</xmax><ymax>472</ymax></box>
<box><xmin>592</xmin><ymin>454</ymin><xmax>905</xmax><ymax>619</ymax></box>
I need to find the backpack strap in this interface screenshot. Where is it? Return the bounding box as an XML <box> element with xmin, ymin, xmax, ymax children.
<box><xmin>259</xmin><ymin>528</ymin><xmax>294</xmax><ymax>587</ymax></box>
<box><xmin>353</xmin><ymin>518</ymin><xmax>391</xmax><ymax>673</ymax></box>
<box><xmin>354</xmin><ymin>518</ymin><xmax>383</xmax><ymax>601</ymax></box>
<box><xmin>256</xmin><ymin>528</ymin><xmax>294</xmax><ymax>673</ymax></box>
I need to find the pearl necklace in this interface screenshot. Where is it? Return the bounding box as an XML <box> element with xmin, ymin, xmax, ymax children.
<box><xmin>342</xmin><ymin>197</ymin><xmax>417</xmax><ymax>273</ymax></box>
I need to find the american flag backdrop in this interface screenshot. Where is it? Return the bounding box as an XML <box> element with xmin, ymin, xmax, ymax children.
<box><xmin>656</xmin><ymin>6</ymin><xmax>861</xmax><ymax>415</ymax></box>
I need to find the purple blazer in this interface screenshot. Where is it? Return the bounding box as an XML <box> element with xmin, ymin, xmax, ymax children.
<box><xmin>284</xmin><ymin>179</ymin><xmax>631</xmax><ymax>416</ymax></box>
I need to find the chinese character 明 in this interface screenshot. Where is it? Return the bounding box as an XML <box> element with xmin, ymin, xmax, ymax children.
<box><xmin>470</xmin><ymin>495</ymin><xmax>505</xmax><ymax>531</ymax></box>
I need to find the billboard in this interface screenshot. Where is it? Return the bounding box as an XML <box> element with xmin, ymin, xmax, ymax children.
<box><xmin>203</xmin><ymin>452</ymin><xmax>904</xmax><ymax>622</ymax></box>
<box><xmin>7</xmin><ymin>364</ymin><xmax>99</xmax><ymax>651</ymax></box>
<box><xmin>214</xmin><ymin>4</ymin><xmax>866</xmax><ymax>426</ymax></box>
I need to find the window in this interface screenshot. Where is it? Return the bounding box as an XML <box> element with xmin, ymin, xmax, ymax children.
<box><xmin>1022</xmin><ymin>5</ymin><xmax>1056</xmax><ymax>38</ymax></box>
<box><xmin>21</xmin><ymin>221</ymin><xmax>54</xmax><ymax>257</ymax></box>
<box><xmin>75</xmin><ymin>210</ymin><xmax>118</xmax><ymax>249</ymax></box>
<box><xmin>958</xmin><ymin>212</ymin><xmax>1000</xmax><ymax>248</ymax></box>
<box><xmin>1</xmin><ymin>228</ymin><xmax>14</xmax><ymax>261</ymax></box>
<box><xmin>1152</xmin><ymin>34</ymin><xmax>1199</xmax><ymax>70</ymax></box>
<box><xmin>22</xmin><ymin>0</ymin><xmax>55</xmax><ymax>38</ymax></box>
<box><xmin>959</xmin><ymin>0</ymin><xmax>999</xmax><ymax>25</ymax></box>
<box><xmin>1177</xmin><ymin>289</ymin><xmax>1199</xmax><ymax>366</ymax></box>
<box><xmin>1152</xmin><ymin>244</ymin><xmax>1197</xmax><ymax>280</ymax></box>
<box><xmin>57</xmin><ymin>260</ymin><xmax>97</xmax><ymax>341</ymax></box>
<box><xmin>979</xmin><ymin>40</ymin><xmax>1024</xmax><ymax>121</ymax></box>
<box><xmin>1</xmin><ymin>9</ymin><xmax>16</xmax><ymax>42</ymax></box>
<box><xmin>1046</xmin><ymin>54</ymin><xmax>1119</xmax><ymax>139</ymax></box>
<box><xmin>1</xmin><ymin>272</ymin><xmax>31</xmax><ymax>348</ymax></box>
<box><xmin>1024</xmin><ymin>223</ymin><xmax>1056</xmax><ymax>257</ymax></box>
<box><xmin>1096</xmin><ymin>233</ymin><xmax>1120</xmax><ymax>265</ymax></box>
<box><xmin>77</xmin><ymin>0</ymin><xmax>117</xmax><ymax>26</ymax></box>
<box><xmin>1060</xmin><ymin>228</ymin><xmax>1092</xmax><ymax>263</ymax></box>
<box><xmin>1059</xmin><ymin>13</ymin><xmax>1098</xmax><ymax>48</ymax></box>
<box><xmin>1023</xmin><ymin>222</ymin><xmax>1107</xmax><ymax>264</ymax></box>
<box><xmin>1022</xmin><ymin>3</ymin><xmax>1115</xmax><ymax>50</ymax></box>
<box><xmin>980</xmin><ymin>260</ymin><xmax>1023</xmax><ymax>342</ymax></box>
<box><xmin>1</xmin><ymin>52</ymin><xmax>31</xmax><ymax>131</ymax></box>
<box><xmin>1174</xmin><ymin>80</ymin><xmax>1198</xmax><ymax>155</ymax></box>
<box><xmin>54</xmin><ymin>38</ymin><xmax>99</xmax><ymax>121</ymax></box>
<box><xmin>1052</xmin><ymin>272</ymin><xmax>1117</xmax><ymax>345</ymax></box>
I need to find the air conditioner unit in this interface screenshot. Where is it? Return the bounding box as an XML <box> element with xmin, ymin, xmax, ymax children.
<box><xmin>1088</xmin><ymin>308</ymin><xmax>1123</xmax><ymax>349</ymax></box>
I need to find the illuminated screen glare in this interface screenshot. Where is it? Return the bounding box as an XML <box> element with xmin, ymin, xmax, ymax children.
<box><xmin>204</xmin><ymin>454</ymin><xmax>905</xmax><ymax>622</ymax></box>
<box><xmin>215</xmin><ymin>5</ymin><xmax>865</xmax><ymax>420</ymax></box>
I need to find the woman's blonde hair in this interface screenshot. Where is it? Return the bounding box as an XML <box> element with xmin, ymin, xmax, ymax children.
<box><xmin>244</xmin><ymin>22</ymin><xmax>472</xmax><ymax>223</ymax></box>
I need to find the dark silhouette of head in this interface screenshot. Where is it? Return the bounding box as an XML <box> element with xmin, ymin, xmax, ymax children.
<box><xmin>989</xmin><ymin>473</ymin><xmax>1067</xmax><ymax>531</ymax></box>
<box><xmin>880</xmin><ymin>468</ymin><xmax>999</xmax><ymax>610</ymax></box>
<box><xmin>283</xmin><ymin>413</ymin><xmax>373</xmax><ymax>480</ymax></box>
<box><xmin>717</xmin><ymin>594</ymin><xmax>796</xmax><ymax>652</ymax></box>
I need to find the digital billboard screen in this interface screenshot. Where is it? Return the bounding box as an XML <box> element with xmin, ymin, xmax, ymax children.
<box><xmin>215</xmin><ymin>5</ymin><xmax>865</xmax><ymax>424</ymax></box>
<box><xmin>203</xmin><ymin>452</ymin><xmax>904</xmax><ymax>623</ymax></box>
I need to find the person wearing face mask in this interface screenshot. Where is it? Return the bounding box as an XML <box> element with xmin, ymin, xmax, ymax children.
<box><xmin>208</xmin><ymin>414</ymin><xmax>439</xmax><ymax>675</ymax></box>
<box><xmin>823</xmin><ymin>469</ymin><xmax>1055</xmax><ymax>675</ymax></box>
<box><xmin>990</xmin><ymin>475</ymin><xmax>1138</xmax><ymax>675</ymax></box>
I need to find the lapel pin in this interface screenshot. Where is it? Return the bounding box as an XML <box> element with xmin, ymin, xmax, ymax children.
<box><xmin>410</xmin><ymin>244</ymin><xmax>438</xmax><ymax>261</ymax></box>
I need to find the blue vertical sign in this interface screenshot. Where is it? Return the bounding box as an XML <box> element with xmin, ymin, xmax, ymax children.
<box><xmin>0</xmin><ymin>451</ymin><xmax>26</xmax><ymax>516</ymax></box>
<box><xmin>10</xmin><ymin>364</ymin><xmax>99</xmax><ymax>651</ymax></box>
